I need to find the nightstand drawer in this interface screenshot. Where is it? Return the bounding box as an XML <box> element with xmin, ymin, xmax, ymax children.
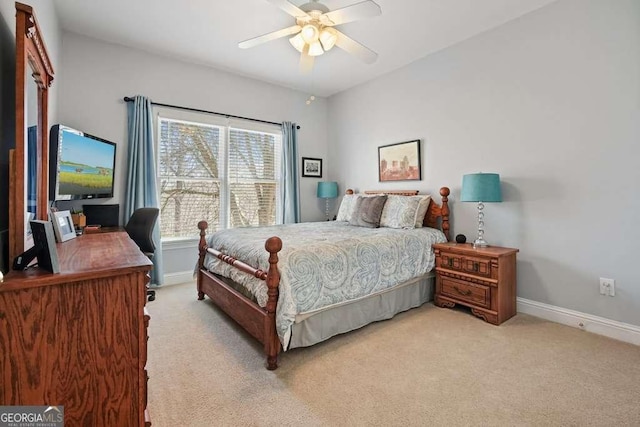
<box><xmin>441</xmin><ymin>253</ymin><xmax>463</xmax><ymax>270</ymax></box>
<box><xmin>461</xmin><ymin>255</ymin><xmax>492</xmax><ymax>278</ymax></box>
<box><xmin>441</xmin><ymin>277</ymin><xmax>490</xmax><ymax>308</ymax></box>
<box><xmin>440</xmin><ymin>253</ymin><xmax>492</xmax><ymax>278</ymax></box>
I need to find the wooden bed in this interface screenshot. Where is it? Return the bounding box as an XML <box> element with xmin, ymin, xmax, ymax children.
<box><xmin>197</xmin><ymin>187</ymin><xmax>450</xmax><ymax>370</ymax></box>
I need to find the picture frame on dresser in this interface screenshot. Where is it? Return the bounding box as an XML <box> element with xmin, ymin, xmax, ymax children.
<box><xmin>378</xmin><ymin>139</ymin><xmax>421</xmax><ymax>182</ymax></box>
<box><xmin>51</xmin><ymin>210</ymin><xmax>77</xmax><ymax>243</ymax></box>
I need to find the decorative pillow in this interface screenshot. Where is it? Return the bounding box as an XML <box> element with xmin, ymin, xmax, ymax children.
<box><xmin>379</xmin><ymin>195</ymin><xmax>422</xmax><ymax>229</ymax></box>
<box><xmin>335</xmin><ymin>194</ymin><xmax>358</xmax><ymax>222</ymax></box>
<box><xmin>349</xmin><ymin>195</ymin><xmax>387</xmax><ymax>228</ymax></box>
<box><xmin>413</xmin><ymin>195</ymin><xmax>432</xmax><ymax>228</ymax></box>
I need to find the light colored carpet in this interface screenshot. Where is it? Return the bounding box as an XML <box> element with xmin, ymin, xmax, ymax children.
<box><xmin>146</xmin><ymin>282</ymin><xmax>640</xmax><ymax>426</ymax></box>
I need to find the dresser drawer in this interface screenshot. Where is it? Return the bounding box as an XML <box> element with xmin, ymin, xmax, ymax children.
<box><xmin>440</xmin><ymin>277</ymin><xmax>490</xmax><ymax>309</ymax></box>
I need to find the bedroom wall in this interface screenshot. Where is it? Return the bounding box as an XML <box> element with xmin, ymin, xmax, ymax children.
<box><xmin>0</xmin><ymin>0</ymin><xmax>61</xmax><ymax>273</ymax></box>
<box><xmin>58</xmin><ymin>32</ymin><xmax>329</xmax><ymax>277</ymax></box>
<box><xmin>327</xmin><ymin>0</ymin><xmax>640</xmax><ymax>326</ymax></box>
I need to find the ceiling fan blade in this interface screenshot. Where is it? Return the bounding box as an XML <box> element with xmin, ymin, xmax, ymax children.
<box><xmin>239</xmin><ymin>25</ymin><xmax>301</xmax><ymax>49</ymax></box>
<box><xmin>322</xmin><ymin>1</ymin><xmax>381</xmax><ymax>26</ymax></box>
<box><xmin>299</xmin><ymin>46</ymin><xmax>314</xmax><ymax>74</ymax></box>
<box><xmin>266</xmin><ymin>0</ymin><xmax>310</xmax><ymax>19</ymax></box>
<box><xmin>334</xmin><ymin>30</ymin><xmax>378</xmax><ymax>64</ymax></box>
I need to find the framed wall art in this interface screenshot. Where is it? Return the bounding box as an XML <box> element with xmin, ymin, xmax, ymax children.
<box><xmin>302</xmin><ymin>157</ymin><xmax>322</xmax><ymax>178</ymax></box>
<box><xmin>378</xmin><ymin>139</ymin><xmax>421</xmax><ymax>182</ymax></box>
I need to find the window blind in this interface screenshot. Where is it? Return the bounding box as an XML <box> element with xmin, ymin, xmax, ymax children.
<box><xmin>156</xmin><ymin>111</ymin><xmax>282</xmax><ymax>240</ymax></box>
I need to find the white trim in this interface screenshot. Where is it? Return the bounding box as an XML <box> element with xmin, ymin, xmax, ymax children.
<box><xmin>162</xmin><ymin>238</ymin><xmax>199</xmax><ymax>251</ymax></box>
<box><xmin>517</xmin><ymin>297</ymin><xmax>640</xmax><ymax>346</ymax></box>
<box><xmin>163</xmin><ymin>271</ymin><xmax>195</xmax><ymax>286</ymax></box>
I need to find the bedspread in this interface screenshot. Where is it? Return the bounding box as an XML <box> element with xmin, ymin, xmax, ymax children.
<box><xmin>204</xmin><ymin>221</ymin><xmax>446</xmax><ymax>349</ymax></box>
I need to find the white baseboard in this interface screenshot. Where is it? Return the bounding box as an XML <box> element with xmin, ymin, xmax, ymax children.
<box><xmin>162</xmin><ymin>270</ymin><xmax>195</xmax><ymax>287</ymax></box>
<box><xmin>517</xmin><ymin>297</ymin><xmax>640</xmax><ymax>346</ymax></box>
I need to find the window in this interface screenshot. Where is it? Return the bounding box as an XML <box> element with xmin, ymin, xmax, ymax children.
<box><xmin>155</xmin><ymin>108</ymin><xmax>282</xmax><ymax>241</ymax></box>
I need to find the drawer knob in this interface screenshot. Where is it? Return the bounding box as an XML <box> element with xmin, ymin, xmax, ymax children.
<box><xmin>454</xmin><ymin>286</ymin><xmax>472</xmax><ymax>296</ymax></box>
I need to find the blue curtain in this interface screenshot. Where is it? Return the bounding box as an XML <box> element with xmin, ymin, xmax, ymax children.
<box><xmin>281</xmin><ymin>122</ymin><xmax>300</xmax><ymax>223</ymax></box>
<box><xmin>125</xmin><ymin>96</ymin><xmax>163</xmax><ymax>285</ymax></box>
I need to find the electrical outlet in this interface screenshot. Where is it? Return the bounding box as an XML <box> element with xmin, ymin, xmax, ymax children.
<box><xmin>599</xmin><ymin>278</ymin><xmax>615</xmax><ymax>296</ymax></box>
<box><xmin>609</xmin><ymin>280</ymin><xmax>615</xmax><ymax>297</ymax></box>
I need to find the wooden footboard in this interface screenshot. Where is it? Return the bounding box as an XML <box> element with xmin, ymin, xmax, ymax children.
<box><xmin>197</xmin><ymin>221</ymin><xmax>282</xmax><ymax>370</ymax></box>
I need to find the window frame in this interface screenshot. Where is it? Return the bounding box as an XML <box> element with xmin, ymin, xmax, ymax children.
<box><xmin>153</xmin><ymin>107</ymin><xmax>282</xmax><ymax>245</ymax></box>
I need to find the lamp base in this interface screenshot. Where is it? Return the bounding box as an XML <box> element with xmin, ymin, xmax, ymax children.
<box><xmin>472</xmin><ymin>238</ymin><xmax>489</xmax><ymax>248</ymax></box>
<box><xmin>473</xmin><ymin>201</ymin><xmax>489</xmax><ymax>248</ymax></box>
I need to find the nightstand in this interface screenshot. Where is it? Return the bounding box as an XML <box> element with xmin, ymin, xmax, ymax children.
<box><xmin>433</xmin><ymin>243</ymin><xmax>519</xmax><ymax>325</ymax></box>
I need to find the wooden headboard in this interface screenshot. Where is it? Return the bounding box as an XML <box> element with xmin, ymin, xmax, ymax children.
<box><xmin>346</xmin><ymin>187</ymin><xmax>450</xmax><ymax>241</ymax></box>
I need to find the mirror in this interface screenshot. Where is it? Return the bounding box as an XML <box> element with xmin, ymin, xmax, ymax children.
<box><xmin>8</xmin><ymin>2</ymin><xmax>54</xmax><ymax>262</ymax></box>
<box><xmin>26</xmin><ymin>69</ymin><xmax>38</xmax><ymax>221</ymax></box>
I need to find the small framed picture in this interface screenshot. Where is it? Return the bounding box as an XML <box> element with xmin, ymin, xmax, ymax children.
<box><xmin>302</xmin><ymin>157</ymin><xmax>322</xmax><ymax>178</ymax></box>
<box><xmin>51</xmin><ymin>210</ymin><xmax>76</xmax><ymax>242</ymax></box>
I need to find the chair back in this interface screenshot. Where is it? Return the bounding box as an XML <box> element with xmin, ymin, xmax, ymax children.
<box><xmin>125</xmin><ymin>207</ymin><xmax>159</xmax><ymax>256</ymax></box>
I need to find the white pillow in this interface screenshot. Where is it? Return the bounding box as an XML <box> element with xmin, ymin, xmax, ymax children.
<box><xmin>379</xmin><ymin>195</ymin><xmax>422</xmax><ymax>229</ymax></box>
<box><xmin>413</xmin><ymin>195</ymin><xmax>432</xmax><ymax>228</ymax></box>
<box><xmin>335</xmin><ymin>194</ymin><xmax>359</xmax><ymax>222</ymax></box>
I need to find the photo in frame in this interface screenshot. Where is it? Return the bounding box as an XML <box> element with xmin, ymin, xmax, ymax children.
<box><xmin>51</xmin><ymin>210</ymin><xmax>76</xmax><ymax>242</ymax></box>
<box><xmin>31</xmin><ymin>220</ymin><xmax>60</xmax><ymax>273</ymax></box>
<box><xmin>302</xmin><ymin>157</ymin><xmax>322</xmax><ymax>178</ymax></box>
<box><xmin>378</xmin><ymin>139</ymin><xmax>422</xmax><ymax>182</ymax></box>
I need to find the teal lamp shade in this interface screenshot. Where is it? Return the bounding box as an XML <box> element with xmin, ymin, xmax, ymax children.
<box><xmin>317</xmin><ymin>181</ymin><xmax>338</xmax><ymax>199</ymax></box>
<box><xmin>460</xmin><ymin>173</ymin><xmax>502</xmax><ymax>202</ymax></box>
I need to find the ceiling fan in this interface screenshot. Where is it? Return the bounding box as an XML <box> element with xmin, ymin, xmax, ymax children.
<box><xmin>239</xmin><ymin>0</ymin><xmax>382</xmax><ymax>73</ymax></box>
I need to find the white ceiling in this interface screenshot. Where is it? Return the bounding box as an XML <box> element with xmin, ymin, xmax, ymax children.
<box><xmin>53</xmin><ymin>0</ymin><xmax>557</xmax><ymax>97</ymax></box>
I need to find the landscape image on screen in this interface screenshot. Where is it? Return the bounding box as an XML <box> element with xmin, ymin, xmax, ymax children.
<box><xmin>58</xmin><ymin>130</ymin><xmax>115</xmax><ymax>197</ymax></box>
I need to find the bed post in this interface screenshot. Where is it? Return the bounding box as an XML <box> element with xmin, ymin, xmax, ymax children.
<box><xmin>197</xmin><ymin>221</ymin><xmax>208</xmax><ymax>300</ymax></box>
<box><xmin>264</xmin><ymin>236</ymin><xmax>282</xmax><ymax>370</ymax></box>
<box><xmin>439</xmin><ymin>187</ymin><xmax>450</xmax><ymax>241</ymax></box>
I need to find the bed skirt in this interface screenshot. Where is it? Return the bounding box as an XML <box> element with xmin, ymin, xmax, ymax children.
<box><xmin>288</xmin><ymin>273</ymin><xmax>435</xmax><ymax>349</ymax></box>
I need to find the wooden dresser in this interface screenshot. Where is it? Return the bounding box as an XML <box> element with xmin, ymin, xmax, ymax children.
<box><xmin>0</xmin><ymin>232</ymin><xmax>153</xmax><ymax>426</ymax></box>
<box><xmin>433</xmin><ymin>242</ymin><xmax>519</xmax><ymax>325</ymax></box>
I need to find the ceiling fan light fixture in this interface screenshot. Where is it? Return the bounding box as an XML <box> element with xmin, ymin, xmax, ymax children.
<box><xmin>289</xmin><ymin>33</ymin><xmax>305</xmax><ymax>53</ymax></box>
<box><xmin>239</xmin><ymin>0</ymin><xmax>382</xmax><ymax>72</ymax></box>
<box><xmin>319</xmin><ymin>28</ymin><xmax>337</xmax><ymax>51</ymax></box>
<box><xmin>301</xmin><ymin>24</ymin><xmax>320</xmax><ymax>43</ymax></box>
<box><xmin>308</xmin><ymin>40</ymin><xmax>324</xmax><ymax>56</ymax></box>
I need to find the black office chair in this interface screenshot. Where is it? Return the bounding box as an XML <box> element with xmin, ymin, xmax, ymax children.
<box><xmin>125</xmin><ymin>207</ymin><xmax>160</xmax><ymax>302</ymax></box>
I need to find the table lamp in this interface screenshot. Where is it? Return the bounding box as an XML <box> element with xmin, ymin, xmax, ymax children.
<box><xmin>460</xmin><ymin>173</ymin><xmax>502</xmax><ymax>248</ymax></box>
<box><xmin>317</xmin><ymin>181</ymin><xmax>338</xmax><ymax>221</ymax></box>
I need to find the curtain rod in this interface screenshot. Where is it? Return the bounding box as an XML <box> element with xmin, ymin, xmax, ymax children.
<box><xmin>123</xmin><ymin>96</ymin><xmax>300</xmax><ymax>129</ymax></box>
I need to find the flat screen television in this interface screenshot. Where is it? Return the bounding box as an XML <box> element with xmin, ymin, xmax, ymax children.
<box><xmin>49</xmin><ymin>124</ymin><xmax>117</xmax><ymax>201</ymax></box>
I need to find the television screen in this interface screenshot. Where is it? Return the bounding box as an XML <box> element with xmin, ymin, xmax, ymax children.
<box><xmin>49</xmin><ymin>124</ymin><xmax>117</xmax><ymax>201</ymax></box>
